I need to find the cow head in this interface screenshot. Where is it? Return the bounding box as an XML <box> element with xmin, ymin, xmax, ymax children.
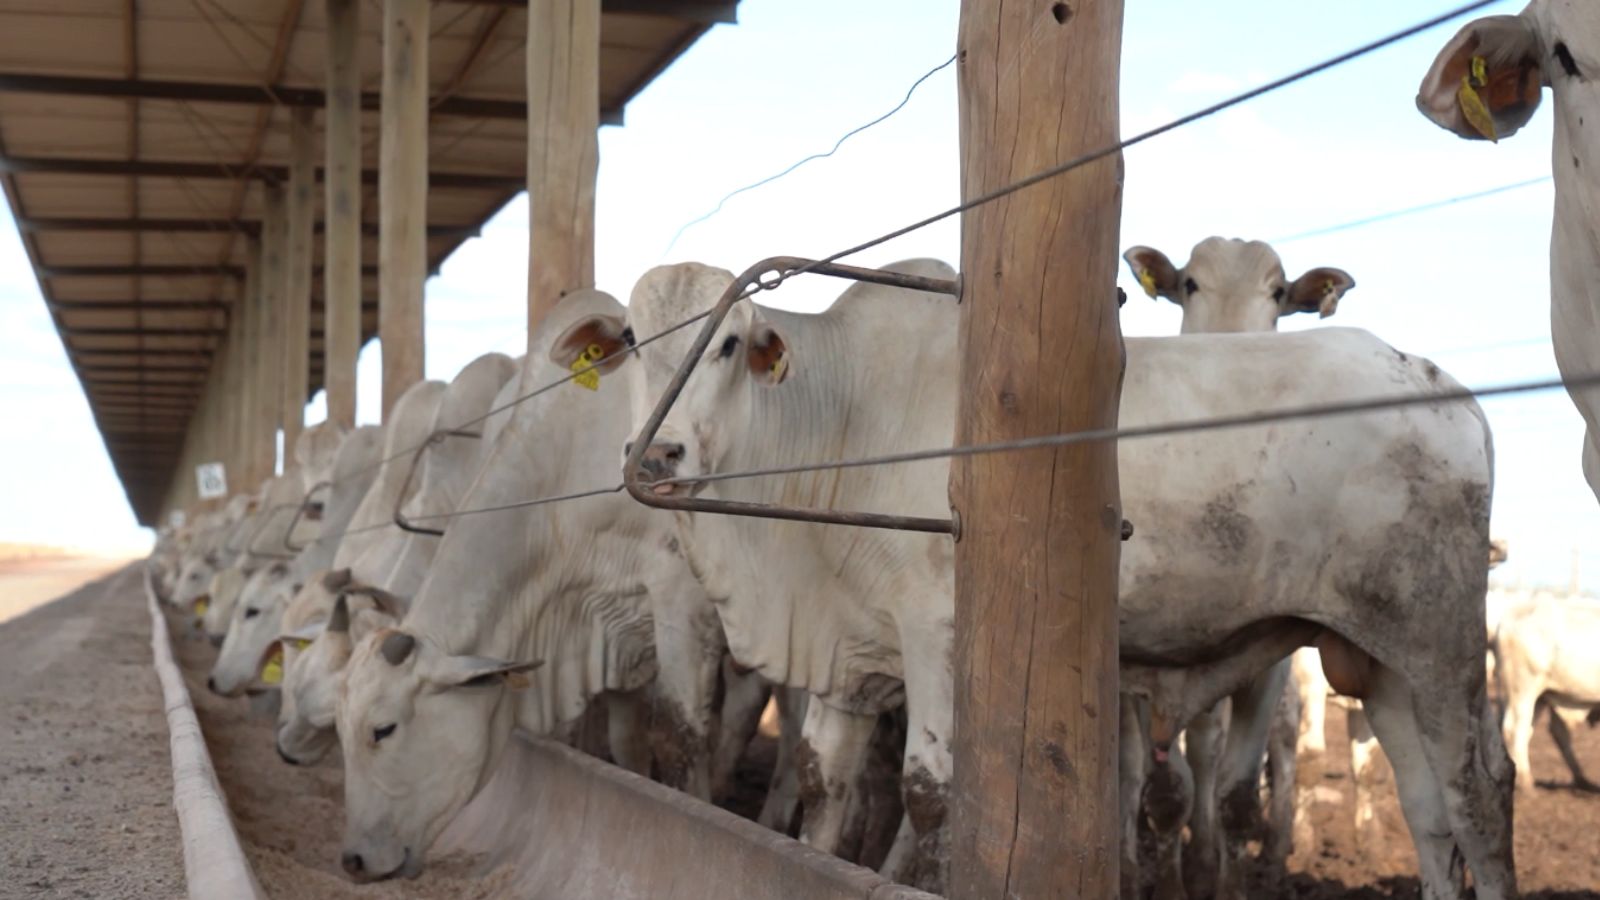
<box><xmin>617</xmin><ymin>262</ymin><xmax>782</xmax><ymax>496</ymax></box>
<box><xmin>172</xmin><ymin>552</ymin><xmax>221</xmax><ymax>611</ymax></box>
<box><xmin>208</xmin><ymin>561</ymin><xmax>300</xmax><ymax>697</ymax></box>
<box><xmin>336</xmin><ymin>628</ymin><xmax>539</xmax><ymax>882</ymax></box>
<box><xmin>201</xmin><ymin>564</ymin><xmax>252</xmax><ymax>646</ymax></box>
<box><xmin>277</xmin><ymin>571</ymin><xmax>403</xmax><ymax>766</ymax></box>
<box><xmin>1417</xmin><ymin>9</ymin><xmax>1554</xmax><ymax>143</ymax></box>
<box><xmin>1123</xmin><ymin>238</ymin><xmax>1355</xmax><ymax>333</ymax></box>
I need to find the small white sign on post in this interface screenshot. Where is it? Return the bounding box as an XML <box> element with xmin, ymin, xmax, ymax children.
<box><xmin>196</xmin><ymin>462</ymin><xmax>228</xmax><ymax>500</ymax></box>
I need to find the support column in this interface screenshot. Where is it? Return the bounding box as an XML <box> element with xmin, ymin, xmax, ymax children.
<box><xmin>260</xmin><ymin>184</ymin><xmax>288</xmax><ymax>474</ymax></box>
<box><xmin>525</xmin><ymin>0</ymin><xmax>599</xmax><ymax>337</ymax></box>
<box><xmin>324</xmin><ymin>0</ymin><xmax>362</xmax><ymax>427</ymax></box>
<box><xmin>949</xmin><ymin>1</ymin><xmax>1126</xmax><ymax>898</ymax></box>
<box><xmin>283</xmin><ymin>107</ymin><xmax>316</xmax><ymax>454</ymax></box>
<box><xmin>379</xmin><ymin>0</ymin><xmax>428</xmax><ymax>418</ymax></box>
<box><xmin>242</xmin><ymin>238</ymin><xmax>266</xmax><ymax>488</ymax></box>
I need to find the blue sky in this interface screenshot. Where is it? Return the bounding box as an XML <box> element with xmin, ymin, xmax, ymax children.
<box><xmin>4</xmin><ymin>0</ymin><xmax>1595</xmax><ymax>588</ymax></box>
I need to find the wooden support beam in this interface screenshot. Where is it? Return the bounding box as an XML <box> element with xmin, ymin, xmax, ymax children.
<box><xmin>453</xmin><ymin>0</ymin><xmax>738</xmax><ymax>22</ymax></box>
<box><xmin>283</xmin><ymin>107</ymin><xmax>316</xmax><ymax>453</ymax></box>
<box><xmin>49</xmin><ymin>299</ymin><xmax>229</xmax><ymax>312</ymax></box>
<box><xmin>261</xmin><ymin>186</ymin><xmax>288</xmax><ymax>472</ymax></box>
<box><xmin>18</xmin><ymin>217</ymin><xmax>478</xmax><ymax>239</ymax></box>
<box><xmin>0</xmin><ymin>156</ymin><xmax>521</xmax><ymax>191</ymax></box>
<box><xmin>380</xmin><ymin>0</ymin><xmax>428</xmax><ymax>419</ymax></box>
<box><xmin>325</xmin><ymin>0</ymin><xmax>362</xmax><ymax>429</ymax></box>
<box><xmin>0</xmin><ymin>71</ymin><xmax>524</xmax><ymax>119</ymax></box>
<box><xmin>525</xmin><ymin>0</ymin><xmax>599</xmax><ymax>335</ymax></box>
<box><xmin>41</xmin><ymin>264</ymin><xmax>245</xmax><ymax>279</ymax></box>
<box><xmin>949</xmin><ymin>2</ymin><xmax>1125</xmax><ymax>898</ymax></box>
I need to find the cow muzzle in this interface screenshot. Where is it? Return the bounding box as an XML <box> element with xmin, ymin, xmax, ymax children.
<box><xmin>633</xmin><ymin>441</ymin><xmax>689</xmax><ymax>496</ymax></box>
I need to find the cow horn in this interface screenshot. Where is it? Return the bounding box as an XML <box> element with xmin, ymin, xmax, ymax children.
<box><xmin>327</xmin><ymin>596</ymin><xmax>350</xmax><ymax>634</ymax></box>
<box><xmin>380</xmin><ymin>631</ymin><xmax>416</xmax><ymax>666</ymax></box>
<box><xmin>351</xmin><ymin>584</ymin><xmax>404</xmax><ymax>616</ymax></box>
<box><xmin>321</xmin><ymin>567</ymin><xmax>354</xmax><ymax>591</ymax></box>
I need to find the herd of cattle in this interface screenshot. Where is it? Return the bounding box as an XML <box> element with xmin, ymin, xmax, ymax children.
<box><xmin>137</xmin><ymin>7</ymin><xmax>1600</xmax><ymax>900</ymax></box>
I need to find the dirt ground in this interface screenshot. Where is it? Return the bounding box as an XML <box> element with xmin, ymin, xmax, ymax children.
<box><xmin>0</xmin><ymin>554</ymin><xmax>138</xmax><ymax>624</ymax></box>
<box><xmin>0</xmin><ymin>563</ymin><xmax>185</xmax><ymax>899</ymax></box>
<box><xmin>1252</xmin><ymin>703</ymin><xmax>1600</xmax><ymax>899</ymax></box>
<box><xmin>7</xmin><ymin>562</ymin><xmax>1597</xmax><ymax>898</ymax></box>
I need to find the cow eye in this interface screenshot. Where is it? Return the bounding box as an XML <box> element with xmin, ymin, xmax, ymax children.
<box><xmin>1272</xmin><ymin>286</ymin><xmax>1286</xmax><ymax>303</ymax></box>
<box><xmin>244</xmin><ymin>607</ymin><xmax>260</xmax><ymax>620</ymax></box>
<box><xmin>1184</xmin><ymin>277</ymin><xmax>1199</xmax><ymax>294</ymax></box>
<box><xmin>718</xmin><ymin>335</ymin><xmax>740</xmax><ymax>359</ymax></box>
<box><xmin>373</xmin><ymin>724</ymin><xmax>396</xmax><ymax>744</ymax></box>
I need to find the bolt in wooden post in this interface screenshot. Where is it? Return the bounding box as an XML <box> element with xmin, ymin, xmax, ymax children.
<box><xmin>324</xmin><ymin>0</ymin><xmax>362</xmax><ymax>428</ymax></box>
<box><xmin>379</xmin><ymin>0</ymin><xmax>428</xmax><ymax>418</ymax></box>
<box><xmin>949</xmin><ymin>1</ymin><xmax>1126</xmax><ymax>897</ymax></box>
<box><xmin>525</xmin><ymin>0</ymin><xmax>599</xmax><ymax>338</ymax></box>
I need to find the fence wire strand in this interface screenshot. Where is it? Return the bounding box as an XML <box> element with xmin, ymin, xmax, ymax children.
<box><xmin>250</xmin><ymin>0</ymin><xmax>1517</xmax><ymax>541</ymax></box>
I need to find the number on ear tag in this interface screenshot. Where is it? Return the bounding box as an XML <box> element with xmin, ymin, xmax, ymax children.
<box><xmin>1458</xmin><ymin>56</ymin><xmax>1498</xmax><ymax>142</ymax></box>
<box><xmin>570</xmin><ymin>342</ymin><xmax>604</xmax><ymax>391</ymax></box>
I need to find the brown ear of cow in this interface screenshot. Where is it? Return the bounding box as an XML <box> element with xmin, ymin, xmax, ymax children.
<box><xmin>1416</xmin><ymin>15</ymin><xmax>1544</xmax><ymax>142</ymax></box>
<box><xmin>1285</xmin><ymin>267</ymin><xmax>1356</xmax><ymax>319</ymax></box>
<box><xmin>548</xmin><ymin>314</ymin><xmax>634</xmax><ymax>376</ymax></box>
<box><xmin>746</xmin><ymin>323</ymin><xmax>790</xmax><ymax>386</ymax></box>
<box><xmin>380</xmin><ymin>631</ymin><xmax>416</xmax><ymax>666</ymax></box>
<box><xmin>321</xmin><ymin>568</ymin><xmax>354</xmax><ymax>592</ymax></box>
<box><xmin>1122</xmin><ymin>246</ymin><xmax>1181</xmax><ymax>302</ymax></box>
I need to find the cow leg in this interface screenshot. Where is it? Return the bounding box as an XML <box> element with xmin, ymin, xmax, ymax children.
<box><xmin>1145</xmin><ymin>729</ymin><xmax>1196</xmax><ymax>900</ymax></box>
<box><xmin>796</xmin><ymin>700</ymin><xmax>876</xmax><ymax>857</ymax></box>
<box><xmin>711</xmin><ymin>660</ymin><xmax>770</xmax><ymax>802</ymax></box>
<box><xmin>1119</xmin><ymin>694</ymin><xmax>1149</xmax><ymax>900</ymax></box>
<box><xmin>1292</xmin><ymin>647</ymin><xmax>1328</xmax><ymax>754</ymax></box>
<box><xmin>606</xmin><ymin>688</ymin><xmax>653</xmax><ymax>777</ymax></box>
<box><xmin>1502</xmin><ymin>686</ymin><xmax>1540</xmax><ymax>793</ymax></box>
<box><xmin>1548</xmin><ymin>705</ymin><xmax>1600</xmax><ymax>791</ymax></box>
<box><xmin>1346</xmin><ymin>704</ymin><xmax>1381</xmax><ymax>848</ymax></box>
<box><xmin>1263</xmin><ymin>677</ymin><xmax>1300</xmax><ymax>870</ymax></box>
<box><xmin>643</xmin><ymin>554</ymin><xmax>723</xmax><ymax>799</ymax></box>
<box><xmin>758</xmin><ymin>687</ymin><xmax>807</xmax><ymax>833</ymax></box>
<box><xmin>1182</xmin><ymin>701</ymin><xmax>1226</xmax><ymax>900</ymax></box>
<box><xmin>1360</xmin><ymin>664</ymin><xmax>1470</xmax><ymax>900</ymax></box>
<box><xmin>1213</xmin><ymin>661</ymin><xmax>1289</xmax><ymax>900</ymax></box>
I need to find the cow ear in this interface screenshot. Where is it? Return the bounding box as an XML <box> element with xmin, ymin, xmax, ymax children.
<box><xmin>326</xmin><ymin>595</ymin><xmax>350</xmax><ymax>634</ymax></box>
<box><xmin>1123</xmin><ymin>246</ymin><xmax>1181</xmax><ymax>302</ymax></box>
<box><xmin>1284</xmin><ymin>267</ymin><xmax>1355</xmax><ymax>319</ymax></box>
<box><xmin>1417</xmin><ymin>15</ymin><xmax>1543</xmax><ymax>142</ymax></box>
<box><xmin>321</xmin><ymin>567</ymin><xmax>353</xmax><ymax>592</ymax></box>
<box><xmin>423</xmin><ymin>654</ymin><xmax>543</xmax><ymax>692</ymax></box>
<box><xmin>746</xmin><ymin>321</ymin><xmax>790</xmax><ymax>386</ymax></box>
<box><xmin>548</xmin><ymin>313</ymin><xmax>634</xmax><ymax>378</ymax></box>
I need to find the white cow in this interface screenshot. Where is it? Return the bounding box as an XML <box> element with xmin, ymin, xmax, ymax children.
<box><xmin>335</xmin><ymin>289</ymin><xmax>724</xmax><ymax>882</ymax></box>
<box><xmin>1121</xmin><ymin>236</ymin><xmax>1356</xmax><ymax>896</ymax></box>
<box><xmin>626</xmin><ymin>261</ymin><xmax>1512</xmax><ymax>898</ymax></box>
<box><xmin>273</xmin><ymin>353</ymin><xmax>517</xmax><ymax>764</ymax></box>
<box><xmin>1419</xmin><ymin>3</ymin><xmax>1600</xmax><ymax>503</ymax></box>
<box><xmin>205</xmin><ymin>422</ymin><xmax>360</xmax><ymax>696</ymax></box>
<box><xmin>1494</xmin><ymin>594</ymin><xmax>1600</xmax><ymax>792</ymax></box>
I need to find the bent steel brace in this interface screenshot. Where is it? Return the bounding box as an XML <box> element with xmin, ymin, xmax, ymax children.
<box><xmin>393</xmin><ymin>428</ymin><xmax>482</xmax><ymax>536</ymax></box>
<box><xmin>623</xmin><ymin>256</ymin><xmax>962</xmax><ymax>534</ymax></box>
<box><xmin>283</xmin><ymin>481</ymin><xmax>331</xmax><ymax>553</ymax></box>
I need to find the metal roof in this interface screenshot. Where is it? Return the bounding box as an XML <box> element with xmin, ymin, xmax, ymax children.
<box><xmin>0</xmin><ymin>0</ymin><xmax>733</xmax><ymax>524</ymax></box>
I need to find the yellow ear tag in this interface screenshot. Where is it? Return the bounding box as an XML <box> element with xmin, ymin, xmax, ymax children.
<box><xmin>1319</xmin><ymin>279</ymin><xmax>1340</xmax><ymax>318</ymax></box>
<box><xmin>194</xmin><ymin>599</ymin><xmax>209</xmax><ymax>617</ymax></box>
<box><xmin>570</xmin><ymin>343</ymin><xmax>604</xmax><ymax>391</ymax></box>
<box><xmin>1137</xmin><ymin>269</ymin><xmax>1158</xmax><ymax>299</ymax></box>
<box><xmin>769</xmin><ymin>355</ymin><xmax>788</xmax><ymax>383</ymax></box>
<box><xmin>292</xmin><ymin>639</ymin><xmax>312</xmax><ymax>652</ymax></box>
<box><xmin>1458</xmin><ymin>56</ymin><xmax>1499</xmax><ymax>142</ymax></box>
<box><xmin>261</xmin><ymin>646</ymin><xmax>284</xmax><ymax>686</ymax></box>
